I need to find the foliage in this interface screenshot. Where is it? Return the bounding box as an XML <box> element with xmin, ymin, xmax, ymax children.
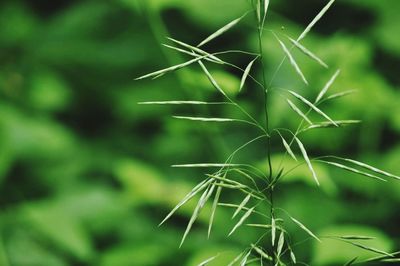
<box><xmin>0</xmin><ymin>0</ymin><xmax>400</xmax><ymax>265</ymax></box>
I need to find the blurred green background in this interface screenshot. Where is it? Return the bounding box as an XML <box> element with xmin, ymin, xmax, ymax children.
<box><xmin>0</xmin><ymin>0</ymin><xmax>399</xmax><ymax>265</ymax></box>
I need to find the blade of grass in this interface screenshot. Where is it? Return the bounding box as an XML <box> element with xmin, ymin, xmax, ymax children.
<box><xmin>294</xmin><ymin>136</ymin><xmax>320</xmax><ymax>186</ymax></box>
<box><xmin>277</xmin><ymin>131</ymin><xmax>297</xmax><ymax>161</ymax></box>
<box><xmin>159</xmin><ymin>178</ymin><xmax>213</xmax><ymax>226</ymax></box>
<box><xmin>315</xmin><ymin>69</ymin><xmax>341</xmax><ymax>103</ymax></box>
<box><xmin>136</xmin><ymin>55</ymin><xmax>209</xmax><ymax>80</ymax></box>
<box><xmin>228</xmin><ymin>207</ymin><xmax>255</xmax><ymax>236</ymax></box>
<box><xmin>289</xmin><ymin>90</ymin><xmax>338</xmax><ymax>126</ymax></box>
<box><xmin>271</xmin><ymin>216</ymin><xmax>276</xmax><ymax>246</ymax></box>
<box><xmin>172</xmin><ymin>163</ymin><xmax>239</xmax><ymax>168</ymax></box>
<box><xmin>287</xmin><ymin>37</ymin><xmax>328</xmax><ymax>68</ymax></box>
<box><xmin>297</xmin><ymin>0</ymin><xmax>336</xmax><ymax>42</ymax></box>
<box><xmin>168</xmin><ymin>37</ymin><xmax>223</xmax><ymax>63</ymax></box>
<box><xmin>274</xmin><ymin>34</ymin><xmax>308</xmax><ymax>85</ymax></box>
<box><xmin>232</xmin><ymin>194</ymin><xmax>252</xmax><ymax>219</ymax></box>
<box><xmin>289</xmin><ymin>216</ymin><xmax>321</xmax><ymax>242</ymax></box>
<box><xmin>180</xmin><ymin>184</ymin><xmax>215</xmax><ymax>247</ymax></box>
<box><xmin>198</xmin><ymin>14</ymin><xmax>246</xmax><ymax>47</ymax></box>
<box><xmin>240</xmin><ymin>57</ymin><xmax>258</xmax><ymax>92</ymax></box>
<box><xmin>323</xmin><ymin>89</ymin><xmax>357</xmax><ymax>102</ymax></box>
<box><xmin>277</xmin><ymin>231</ymin><xmax>285</xmax><ymax>258</ymax></box>
<box><xmin>139</xmin><ymin>101</ymin><xmax>230</xmax><ymax>105</ymax></box>
<box><xmin>287</xmin><ymin>99</ymin><xmax>313</xmax><ymax>125</ymax></box>
<box><xmin>197</xmin><ymin>254</ymin><xmax>219</xmax><ymax>266</ymax></box>
<box><xmin>198</xmin><ymin>60</ymin><xmax>227</xmax><ymax>96</ymax></box>
<box><xmin>318</xmin><ymin>160</ymin><xmax>387</xmax><ymax>182</ymax></box>
<box><xmin>240</xmin><ymin>251</ymin><xmax>251</xmax><ymax>266</ymax></box>
<box><xmin>252</xmin><ymin>244</ymin><xmax>273</xmax><ymax>261</ymax></box>
<box><xmin>301</xmin><ymin>120</ymin><xmax>361</xmax><ymax>132</ymax></box>
<box><xmin>340</xmin><ymin>158</ymin><xmax>400</xmax><ymax>181</ymax></box>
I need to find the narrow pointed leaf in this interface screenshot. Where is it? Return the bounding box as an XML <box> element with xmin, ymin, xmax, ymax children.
<box><xmin>198</xmin><ymin>14</ymin><xmax>245</xmax><ymax>47</ymax></box>
<box><xmin>162</xmin><ymin>44</ymin><xmax>222</xmax><ymax>64</ymax></box>
<box><xmin>168</xmin><ymin>37</ymin><xmax>223</xmax><ymax>63</ymax></box>
<box><xmin>159</xmin><ymin>178</ymin><xmax>213</xmax><ymax>226</ymax></box>
<box><xmin>208</xmin><ymin>185</ymin><xmax>222</xmax><ymax>238</ymax></box>
<box><xmin>228</xmin><ymin>252</ymin><xmax>244</xmax><ymax>266</ymax></box>
<box><xmin>240</xmin><ymin>251</ymin><xmax>251</xmax><ymax>266</ymax></box>
<box><xmin>172</xmin><ymin>116</ymin><xmax>234</xmax><ymax>122</ymax></box>
<box><xmin>277</xmin><ymin>231</ymin><xmax>285</xmax><ymax>257</ymax></box>
<box><xmin>180</xmin><ymin>184</ymin><xmax>215</xmax><ymax>247</ymax></box>
<box><xmin>324</xmin><ymin>89</ymin><xmax>357</xmax><ymax>102</ymax></box>
<box><xmin>294</xmin><ymin>136</ymin><xmax>319</xmax><ymax>186</ymax></box>
<box><xmin>316</xmin><ymin>69</ymin><xmax>341</xmax><ymax>103</ymax></box>
<box><xmin>338</xmin><ymin>235</ymin><xmax>375</xmax><ymax>240</ymax></box>
<box><xmin>136</xmin><ymin>56</ymin><xmax>208</xmax><ymax>80</ymax></box>
<box><xmin>319</xmin><ymin>160</ymin><xmax>387</xmax><ymax>182</ymax></box>
<box><xmin>279</xmin><ymin>133</ymin><xmax>297</xmax><ymax>161</ymax></box>
<box><xmin>232</xmin><ymin>194</ymin><xmax>252</xmax><ymax>219</ymax></box>
<box><xmin>172</xmin><ymin>163</ymin><xmax>239</xmax><ymax>168</ymax></box>
<box><xmin>271</xmin><ymin>217</ymin><xmax>276</xmax><ymax>246</ymax></box>
<box><xmin>240</xmin><ymin>57</ymin><xmax>258</xmax><ymax>91</ymax></box>
<box><xmin>261</xmin><ymin>0</ymin><xmax>270</xmax><ymax>27</ymax></box>
<box><xmin>341</xmin><ymin>158</ymin><xmax>400</xmax><ymax>181</ymax></box>
<box><xmin>344</xmin><ymin>257</ymin><xmax>358</xmax><ymax>266</ymax></box>
<box><xmin>288</xmin><ymin>37</ymin><xmax>328</xmax><ymax>68</ymax></box>
<box><xmin>290</xmin><ymin>250</ymin><xmax>297</xmax><ymax>264</ymax></box>
<box><xmin>290</xmin><ymin>216</ymin><xmax>321</xmax><ymax>242</ymax></box>
<box><xmin>275</xmin><ymin>35</ymin><xmax>308</xmax><ymax>85</ymax></box>
<box><xmin>287</xmin><ymin>99</ymin><xmax>313</xmax><ymax>125</ymax></box>
<box><xmin>301</xmin><ymin>120</ymin><xmax>361</xmax><ymax>132</ymax></box>
<box><xmin>297</xmin><ymin>0</ymin><xmax>335</xmax><ymax>42</ymax></box>
<box><xmin>345</xmin><ymin>241</ymin><xmax>393</xmax><ymax>257</ymax></box>
<box><xmin>289</xmin><ymin>90</ymin><xmax>337</xmax><ymax>126</ymax></box>
<box><xmin>197</xmin><ymin>254</ymin><xmax>219</xmax><ymax>266</ymax></box>
<box><xmin>229</xmin><ymin>207</ymin><xmax>255</xmax><ymax>236</ymax></box>
<box><xmin>198</xmin><ymin>61</ymin><xmax>227</xmax><ymax>96</ymax></box>
<box><xmin>139</xmin><ymin>101</ymin><xmax>229</xmax><ymax>105</ymax></box>
<box><xmin>252</xmin><ymin>244</ymin><xmax>273</xmax><ymax>261</ymax></box>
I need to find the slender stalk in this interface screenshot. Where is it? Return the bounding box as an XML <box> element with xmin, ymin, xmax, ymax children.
<box><xmin>255</xmin><ymin>2</ymin><xmax>275</xmax><ymax>263</ymax></box>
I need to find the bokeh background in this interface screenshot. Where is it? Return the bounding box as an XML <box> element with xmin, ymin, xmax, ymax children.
<box><xmin>0</xmin><ymin>0</ymin><xmax>399</xmax><ymax>265</ymax></box>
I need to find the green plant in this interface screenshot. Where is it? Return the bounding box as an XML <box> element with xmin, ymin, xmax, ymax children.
<box><xmin>137</xmin><ymin>0</ymin><xmax>400</xmax><ymax>265</ymax></box>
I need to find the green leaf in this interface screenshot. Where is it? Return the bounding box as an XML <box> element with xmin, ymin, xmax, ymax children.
<box><xmin>239</xmin><ymin>57</ymin><xmax>258</xmax><ymax>92</ymax></box>
<box><xmin>135</xmin><ymin>55</ymin><xmax>209</xmax><ymax>80</ymax></box>
<box><xmin>180</xmin><ymin>183</ymin><xmax>215</xmax><ymax>247</ymax></box>
<box><xmin>228</xmin><ymin>206</ymin><xmax>255</xmax><ymax>236</ymax></box>
<box><xmin>197</xmin><ymin>254</ymin><xmax>219</xmax><ymax>266</ymax></box>
<box><xmin>287</xmin><ymin>99</ymin><xmax>313</xmax><ymax>125</ymax></box>
<box><xmin>277</xmin><ymin>132</ymin><xmax>297</xmax><ymax>161</ymax></box>
<box><xmin>297</xmin><ymin>0</ymin><xmax>336</xmax><ymax>42</ymax></box>
<box><xmin>198</xmin><ymin>14</ymin><xmax>246</xmax><ymax>47</ymax></box>
<box><xmin>294</xmin><ymin>136</ymin><xmax>320</xmax><ymax>186</ymax></box>
<box><xmin>232</xmin><ymin>194</ymin><xmax>251</xmax><ymax>219</ymax></box>
<box><xmin>318</xmin><ymin>160</ymin><xmax>387</xmax><ymax>182</ymax></box>
<box><xmin>138</xmin><ymin>101</ymin><xmax>230</xmax><ymax>105</ymax></box>
<box><xmin>275</xmin><ymin>34</ymin><xmax>308</xmax><ymax>85</ymax></box>
<box><xmin>271</xmin><ymin>216</ymin><xmax>276</xmax><ymax>246</ymax></box>
<box><xmin>315</xmin><ymin>69</ymin><xmax>341</xmax><ymax>103</ymax></box>
<box><xmin>159</xmin><ymin>178</ymin><xmax>213</xmax><ymax>226</ymax></box>
<box><xmin>287</xmin><ymin>37</ymin><xmax>328</xmax><ymax>68</ymax></box>
<box><xmin>301</xmin><ymin>120</ymin><xmax>361</xmax><ymax>132</ymax></box>
<box><xmin>198</xmin><ymin>60</ymin><xmax>227</xmax><ymax>96</ymax></box>
<box><xmin>288</xmin><ymin>90</ymin><xmax>337</xmax><ymax>126</ymax></box>
<box><xmin>289</xmin><ymin>216</ymin><xmax>321</xmax><ymax>242</ymax></box>
<box><xmin>277</xmin><ymin>231</ymin><xmax>285</xmax><ymax>258</ymax></box>
<box><xmin>344</xmin><ymin>257</ymin><xmax>358</xmax><ymax>266</ymax></box>
<box><xmin>290</xmin><ymin>249</ymin><xmax>297</xmax><ymax>264</ymax></box>
<box><xmin>172</xmin><ymin>163</ymin><xmax>239</xmax><ymax>168</ymax></box>
<box><xmin>340</xmin><ymin>158</ymin><xmax>400</xmax><ymax>181</ymax></box>
<box><xmin>168</xmin><ymin>37</ymin><xmax>223</xmax><ymax>63</ymax></box>
<box><xmin>251</xmin><ymin>244</ymin><xmax>273</xmax><ymax>261</ymax></box>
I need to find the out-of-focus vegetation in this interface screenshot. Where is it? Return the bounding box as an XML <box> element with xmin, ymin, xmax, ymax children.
<box><xmin>0</xmin><ymin>0</ymin><xmax>399</xmax><ymax>265</ymax></box>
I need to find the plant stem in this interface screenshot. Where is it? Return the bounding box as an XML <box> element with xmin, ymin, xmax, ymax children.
<box><xmin>256</xmin><ymin>3</ymin><xmax>275</xmax><ymax>263</ymax></box>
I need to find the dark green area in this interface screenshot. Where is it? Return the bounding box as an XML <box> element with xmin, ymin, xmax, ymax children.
<box><xmin>0</xmin><ymin>0</ymin><xmax>399</xmax><ymax>265</ymax></box>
